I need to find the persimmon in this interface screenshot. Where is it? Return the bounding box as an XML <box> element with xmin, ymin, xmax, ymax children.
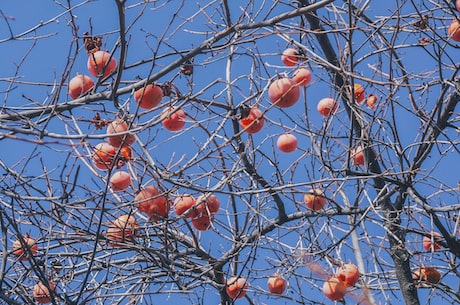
<box><xmin>87</xmin><ymin>50</ymin><xmax>117</xmax><ymax>78</ymax></box>
<box><xmin>33</xmin><ymin>281</ymin><xmax>56</xmax><ymax>304</ymax></box>
<box><xmin>304</xmin><ymin>189</ymin><xmax>326</xmax><ymax>211</ymax></box>
<box><xmin>68</xmin><ymin>74</ymin><xmax>94</xmax><ymax>99</ymax></box>
<box><xmin>134</xmin><ymin>84</ymin><xmax>164</xmax><ymax>109</ymax></box>
<box><xmin>268</xmin><ymin>78</ymin><xmax>300</xmax><ymax>108</ymax></box>
<box><xmin>134</xmin><ymin>186</ymin><xmax>170</xmax><ymax>221</ymax></box>
<box><xmin>422</xmin><ymin>231</ymin><xmax>442</xmax><ymax>251</ymax></box>
<box><xmin>226</xmin><ymin>276</ymin><xmax>249</xmax><ymax>299</ymax></box>
<box><xmin>191</xmin><ymin>213</ymin><xmax>213</xmax><ymax>231</ymax></box>
<box><xmin>106</xmin><ymin>214</ymin><xmax>138</xmax><ymax>247</ymax></box>
<box><xmin>239</xmin><ymin>107</ymin><xmax>264</xmax><ymax>134</ymax></box>
<box><xmin>276</xmin><ymin>133</ymin><xmax>298</xmax><ymax>153</ymax></box>
<box><xmin>292</xmin><ymin>67</ymin><xmax>312</xmax><ymax>87</ymax></box>
<box><xmin>456</xmin><ymin>0</ymin><xmax>460</xmax><ymax>14</ymax></box>
<box><xmin>92</xmin><ymin>142</ymin><xmax>117</xmax><ymax>170</ymax></box>
<box><xmin>448</xmin><ymin>18</ymin><xmax>460</xmax><ymax>42</ymax></box>
<box><xmin>107</xmin><ymin>118</ymin><xmax>135</xmax><ymax>147</ymax></box>
<box><xmin>267</xmin><ymin>275</ymin><xmax>287</xmax><ymax>295</ymax></box>
<box><xmin>323</xmin><ymin>277</ymin><xmax>347</xmax><ymax>301</ymax></box>
<box><xmin>351</xmin><ymin>145</ymin><xmax>365</xmax><ymax>166</ymax></box>
<box><xmin>281</xmin><ymin>48</ymin><xmax>299</xmax><ymax>66</ymax></box>
<box><xmin>195</xmin><ymin>194</ymin><xmax>220</xmax><ymax>216</ymax></box>
<box><xmin>12</xmin><ymin>233</ymin><xmax>38</xmax><ymax>261</ymax></box>
<box><xmin>317</xmin><ymin>97</ymin><xmax>338</xmax><ymax>117</ymax></box>
<box><xmin>354</xmin><ymin>84</ymin><xmax>365</xmax><ymax>103</ymax></box>
<box><xmin>161</xmin><ymin>106</ymin><xmax>186</xmax><ymax>131</ymax></box>
<box><xmin>413</xmin><ymin>267</ymin><xmax>441</xmax><ymax>284</ymax></box>
<box><xmin>366</xmin><ymin>94</ymin><xmax>378</xmax><ymax>110</ymax></box>
<box><xmin>109</xmin><ymin>171</ymin><xmax>131</xmax><ymax>192</ymax></box>
<box><xmin>336</xmin><ymin>263</ymin><xmax>360</xmax><ymax>287</ymax></box>
<box><xmin>174</xmin><ymin>194</ymin><xmax>197</xmax><ymax>218</ymax></box>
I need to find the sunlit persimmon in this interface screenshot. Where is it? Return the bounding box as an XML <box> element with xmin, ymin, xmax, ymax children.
<box><xmin>195</xmin><ymin>194</ymin><xmax>220</xmax><ymax>216</ymax></box>
<box><xmin>267</xmin><ymin>275</ymin><xmax>287</xmax><ymax>295</ymax></box>
<box><xmin>422</xmin><ymin>231</ymin><xmax>442</xmax><ymax>251</ymax></box>
<box><xmin>351</xmin><ymin>145</ymin><xmax>365</xmax><ymax>166</ymax></box>
<box><xmin>134</xmin><ymin>84</ymin><xmax>163</xmax><ymax>109</ymax></box>
<box><xmin>456</xmin><ymin>0</ymin><xmax>460</xmax><ymax>14</ymax></box>
<box><xmin>276</xmin><ymin>133</ymin><xmax>298</xmax><ymax>153</ymax></box>
<box><xmin>337</xmin><ymin>263</ymin><xmax>360</xmax><ymax>287</ymax></box>
<box><xmin>304</xmin><ymin>189</ymin><xmax>326</xmax><ymax>211</ymax></box>
<box><xmin>107</xmin><ymin>118</ymin><xmax>135</xmax><ymax>147</ymax></box>
<box><xmin>191</xmin><ymin>213</ymin><xmax>213</xmax><ymax>231</ymax></box>
<box><xmin>12</xmin><ymin>233</ymin><xmax>38</xmax><ymax>261</ymax></box>
<box><xmin>106</xmin><ymin>214</ymin><xmax>138</xmax><ymax>247</ymax></box>
<box><xmin>92</xmin><ymin>142</ymin><xmax>117</xmax><ymax>170</ymax></box>
<box><xmin>33</xmin><ymin>280</ymin><xmax>56</xmax><ymax>304</ymax></box>
<box><xmin>68</xmin><ymin>74</ymin><xmax>94</xmax><ymax>99</ymax></box>
<box><xmin>413</xmin><ymin>267</ymin><xmax>441</xmax><ymax>284</ymax></box>
<box><xmin>317</xmin><ymin>97</ymin><xmax>338</xmax><ymax>117</ymax></box>
<box><xmin>354</xmin><ymin>84</ymin><xmax>365</xmax><ymax>103</ymax></box>
<box><xmin>161</xmin><ymin>106</ymin><xmax>186</xmax><ymax>131</ymax></box>
<box><xmin>239</xmin><ymin>107</ymin><xmax>264</xmax><ymax>134</ymax></box>
<box><xmin>109</xmin><ymin>171</ymin><xmax>131</xmax><ymax>192</ymax></box>
<box><xmin>366</xmin><ymin>94</ymin><xmax>378</xmax><ymax>110</ymax></box>
<box><xmin>323</xmin><ymin>277</ymin><xmax>347</xmax><ymax>301</ymax></box>
<box><xmin>226</xmin><ymin>276</ymin><xmax>249</xmax><ymax>299</ymax></box>
<box><xmin>174</xmin><ymin>194</ymin><xmax>197</xmax><ymax>218</ymax></box>
<box><xmin>268</xmin><ymin>78</ymin><xmax>300</xmax><ymax>108</ymax></box>
<box><xmin>134</xmin><ymin>186</ymin><xmax>170</xmax><ymax>221</ymax></box>
<box><xmin>292</xmin><ymin>67</ymin><xmax>312</xmax><ymax>86</ymax></box>
<box><xmin>281</xmin><ymin>48</ymin><xmax>299</xmax><ymax>66</ymax></box>
<box><xmin>448</xmin><ymin>18</ymin><xmax>460</xmax><ymax>42</ymax></box>
<box><xmin>87</xmin><ymin>50</ymin><xmax>117</xmax><ymax>78</ymax></box>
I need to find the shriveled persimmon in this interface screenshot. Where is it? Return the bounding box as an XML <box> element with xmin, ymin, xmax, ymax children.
<box><xmin>161</xmin><ymin>106</ymin><xmax>186</xmax><ymax>131</ymax></box>
<box><xmin>336</xmin><ymin>263</ymin><xmax>360</xmax><ymax>287</ymax></box>
<box><xmin>304</xmin><ymin>189</ymin><xmax>326</xmax><ymax>211</ymax></box>
<box><xmin>134</xmin><ymin>84</ymin><xmax>164</xmax><ymax>109</ymax></box>
<box><xmin>239</xmin><ymin>107</ymin><xmax>264</xmax><ymax>134</ymax></box>
<box><xmin>226</xmin><ymin>276</ymin><xmax>249</xmax><ymax>299</ymax></box>
<box><xmin>353</xmin><ymin>84</ymin><xmax>365</xmax><ymax>103</ymax></box>
<box><xmin>366</xmin><ymin>94</ymin><xmax>378</xmax><ymax>110</ymax></box>
<box><xmin>413</xmin><ymin>267</ymin><xmax>441</xmax><ymax>284</ymax></box>
<box><xmin>268</xmin><ymin>78</ymin><xmax>300</xmax><ymax>108</ymax></box>
<box><xmin>317</xmin><ymin>97</ymin><xmax>338</xmax><ymax>117</ymax></box>
<box><xmin>107</xmin><ymin>118</ymin><xmax>135</xmax><ymax>147</ymax></box>
<box><xmin>134</xmin><ymin>186</ymin><xmax>170</xmax><ymax>221</ymax></box>
<box><xmin>323</xmin><ymin>277</ymin><xmax>347</xmax><ymax>301</ymax></box>
<box><xmin>68</xmin><ymin>74</ymin><xmax>94</xmax><ymax>99</ymax></box>
<box><xmin>276</xmin><ymin>133</ymin><xmax>298</xmax><ymax>153</ymax></box>
<box><xmin>12</xmin><ymin>233</ymin><xmax>38</xmax><ymax>261</ymax></box>
<box><xmin>106</xmin><ymin>214</ymin><xmax>138</xmax><ymax>247</ymax></box>
<box><xmin>33</xmin><ymin>280</ymin><xmax>56</xmax><ymax>304</ymax></box>
<box><xmin>109</xmin><ymin>171</ymin><xmax>131</xmax><ymax>192</ymax></box>
<box><xmin>87</xmin><ymin>50</ymin><xmax>117</xmax><ymax>78</ymax></box>
<box><xmin>267</xmin><ymin>275</ymin><xmax>287</xmax><ymax>295</ymax></box>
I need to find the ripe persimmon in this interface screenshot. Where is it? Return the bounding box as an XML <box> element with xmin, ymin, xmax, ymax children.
<box><xmin>161</xmin><ymin>106</ymin><xmax>186</xmax><ymax>131</ymax></box>
<box><xmin>413</xmin><ymin>267</ymin><xmax>441</xmax><ymax>284</ymax></box>
<box><xmin>336</xmin><ymin>263</ymin><xmax>360</xmax><ymax>287</ymax></box>
<box><xmin>134</xmin><ymin>84</ymin><xmax>164</xmax><ymax>109</ymax></box>
<box><xmin>174</xmin><ymin>194</ymin><xmax>197</xmax><ymax>218</ymax></box>
<box><xmin>448</xmin><ymin>19</ymin><xmax>460</xmax><ymax>42</ymax></box>
<box><xmin>304</xmin><ymin>189</ymin><xmax>326</xmax><ymax>211</ymax></box>
<box><xmin>351</xmin><ymin>145</ymin><xmax>365</xmax><ymax>166</ymax></box>
<box><xmin>292</xmin><ymin>67</ymin><xmax>312</xmax><ymax>87</ymax></box>
<box><xmin>107</xmin><ymin>118</ymin><xmax>135</xmax><ymax>147</ymax></box>
<box><xmin>239</xmin><ymin>107</ymin><xmax>264</xmax><ymax>134</ymax></box>
<box><xmin>68</xmin><ymin>74</ymin><xmax>94</xmax><ymax>99</ymax></box>
<box><xmin>12</xmin><ymin>233</ymin><xmax>38</xmax><ymax>261</ymax></box>
<box><xmin>106</xmin><ymin>214</ymin><xmax>138</xmax><ymax>247</ymax></box>
<box><xmin>422</xmin><ymin>231</ymin><xmax>442</xmax><ymax>251</ymax></box>
<box><xmin>276</xmin><ymin>133</ymin><xmax>298</xmax><ymax>153</ymax></box>
<box><xmin>267</xmin><ymin>275</ymin><xmax>287</xmax><ymax>295</ymax></box>
<box><xmin>87</xmin><ymin>50</ymin><xmax>117</xmax><ymax>78</ymax></box>
<box><xmin>191</xmin><ymin>214</ymin><xmax>213</xmax><ymax>231</ymax></box>
<box><xmin>134</xmin><ymin>186</ymin><xmax>170</xmax><ymax>221</ymax></box>
<box><xmin>281</xmin><ymin>48</ymin><xmax>299</xmax><ymax>66</ymax></box>
<box><xmin>354</xmin><ymin>84</ymin><xmax>365</xmax><ymax>103</ymax></box>
<box><xmin>33</xmin><ymin>281</ymin><xmax>56</xmax><ymax>304</ymax></box>
<box><xmin>366</xmin><ymin>94</ymin><xmax>378</xmax><ymax>110</ymax></box>
<box><xmin>226</xmin><ymin>276</ymin><xmax>249</xmax><ymax>299</ymax></box>
<box><xmin>268</xmin><ymin>78</ymin><xmax>300</xmax><ymax>108</ymax></box>
<box><xmin>317</xmin><ymin>98</ymin><xmax>338</xmax><ymax>117</ymax></box>
<box><xmin>109</xmin><ymin>171</ymin><xmax>131</xmax><ymax>192</ymax></box>
<box><xmin>323</xmin><ymin>277</ymin><xmax>347</xmax><ymax>301</ymax></box>
<box><xmin>195</xmin><ymin>194</ymin><xmax>220</xmax><ymax>216</ymax></box>
<box><xmin>92</xmin><ymin>142</ymin><xmax>117</xmax><ymax>170</ymax></box>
